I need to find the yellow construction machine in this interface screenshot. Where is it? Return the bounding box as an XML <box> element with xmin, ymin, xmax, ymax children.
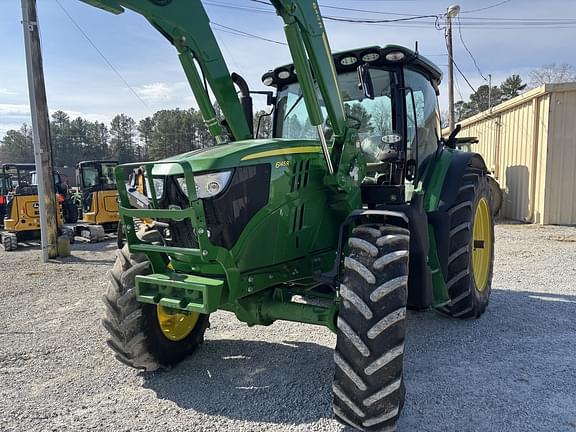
<box><xmin>0</xmin><ymin>163</ymin><xmax>72</xmax><ymax>251</ymax></box>
<box><xmin>74</xmin><ymin>160</ymin><xmax>119</xmax><ymax>242</ymax></box>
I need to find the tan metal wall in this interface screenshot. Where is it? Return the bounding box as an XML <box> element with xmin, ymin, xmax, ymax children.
<box><xmin>448</xmin><ymin>83</ymin><xmax>576</xmax><ymax>225</ymax></box>
<box><xmin>543</xmin><ymin>89</ymin><xmax>576</xmax><ymax>224</ymax></box>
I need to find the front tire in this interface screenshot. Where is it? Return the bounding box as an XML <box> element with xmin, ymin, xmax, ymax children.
<box><xmin>102</xmin><ymin>245</ymin><xmax>209</xmax><ymax>371</ymax></box>
<box><xmin>334</xmin><ymin>224</ymin><xmax>409</xmax><ymax>432</ymax></box>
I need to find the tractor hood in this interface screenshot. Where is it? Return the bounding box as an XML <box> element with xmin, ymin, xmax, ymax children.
<box><xmin>150</xmin><ymin>138</ymin><xmax>323</xmax><ymax>176</ymax></box>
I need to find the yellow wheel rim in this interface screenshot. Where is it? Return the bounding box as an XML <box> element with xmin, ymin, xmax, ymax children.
<box><xmin>156</xmin><ymin>305</ymin><xmax>200</xmax><ymax>342</ymax></box>
<box><xmin>472</xmin><ymin>197</ymin><xmax>492</xmax><ymax>292</ymax></box>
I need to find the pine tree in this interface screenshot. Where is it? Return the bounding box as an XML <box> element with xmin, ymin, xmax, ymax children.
<box><xmin>109</xmin><ymin>114</ymin><xmax>137</xmax><ymax>163</ymax></box>
<box><xmin>0</xmin><ymin>124</ymin><xmax>33</xmax><ymax>162</ymax></box>
<box><xmin>500</xmin><ymin>75</ymin><xmax>527</xmax><ymax>101</ymax></box>
<box><xmin>50</xmin><ymin>110</ymin><xmax>71</xmax><ymax>166</ymax></box>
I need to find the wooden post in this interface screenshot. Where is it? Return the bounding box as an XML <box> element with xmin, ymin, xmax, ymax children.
<box><xmin>446</xmin><ymin>5</ymin><xmax>460</xmax><ymax>133</ymax></box>
<box><xmin>447</xmin><ymin>15</ymin><xmax>455</xmax><ymax>132</ymax></box>
<box><xmin>21</xmin><ymin>0</ymin><xmax>59</xmax><ymax>261</ymax></box>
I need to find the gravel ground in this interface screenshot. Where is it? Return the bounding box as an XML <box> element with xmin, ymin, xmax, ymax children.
<box><xmin>1</xmin><ymin>223</ymin><xmax>575</xmax><ymax>432</ymax></box>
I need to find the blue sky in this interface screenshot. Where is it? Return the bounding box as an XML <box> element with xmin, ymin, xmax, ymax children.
<box><xmin>1</xmin><ymin>0</ymin><xmax>575</xmax><ymax>137</ymax></box>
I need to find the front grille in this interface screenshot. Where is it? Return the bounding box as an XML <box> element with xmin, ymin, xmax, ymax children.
<box><xmin>203</xmin><ymin>164</ymin><xmax>271</xmax><ymax>249</ymax></box>
<box><xmin>157</xmin><ymin>165</ymin><xmax>271</xmax><ymax>250</ymax></box>
<box><xmin>161</xmin><ymin>176</ymin><xmax>199</xmax><ymax>248</ymax></box>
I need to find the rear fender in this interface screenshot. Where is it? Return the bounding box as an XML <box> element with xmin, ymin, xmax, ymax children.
<box><xmin>437</xmin><ymin>152</ymin><xmax>488</xmax><ymax>212</ymax></box>
<box><xmin>423</xmin><ymin>150</ymin><xmax>489</xmax><ymax>304</ymax></box>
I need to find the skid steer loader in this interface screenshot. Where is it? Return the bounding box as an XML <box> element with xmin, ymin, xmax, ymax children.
<box><xmin>81</xmin><ymin>1</ymin><xmax>495</xmax><ymax>430</ymax></box>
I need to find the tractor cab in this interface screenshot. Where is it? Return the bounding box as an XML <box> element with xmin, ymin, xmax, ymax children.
<box><xmin>262</xmin><ymin>45</ymin><xmax>443</xmax><ymax>205</ymax></box>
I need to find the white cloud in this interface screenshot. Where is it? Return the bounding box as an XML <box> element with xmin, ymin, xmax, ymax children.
<box><xmin>0</xmin><ymin>88</ymin><xmax>17</xmax><ymax>96</ymax></box>
<box><xmin>0</xmin><ymin>103</ymin><xmax>30</xmax><ymax>116</ymax></box>
<box><xmin>134</xmin><ymin>82</ymin><xmax>183</xmax><ymax>102</ymax></box>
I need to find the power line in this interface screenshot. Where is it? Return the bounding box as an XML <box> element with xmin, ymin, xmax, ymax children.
<box><xmin>453</xmin><ymin>60</ymin><xmax>478</xmax><ymax>96</ymax></box>
<box><xmin>248</xmin><ymin>0</ymin><xmax>440</xmax><ymax>23</ymax></box>
<box><xmin>54</xmin><ymin>0</ymin><xmax>152</xmax><ymax>113</ymax></box>
<box><xmin>205</xmin><ymin>0</ymin><xmax>275</xmax><ymax>15</ymax></box>
<box><xmin>312</xmin><ymin>3</ymin><xmax>436</xmax><ymax>17</ymax></box>
<box><xmin>456</xmin><ymin>16</ymin><xmax>487</xmax><ymax>81</ymax></box>
<box><xmin>322</xmin><ymin>14</ymin><xmax>440</xmax><ymax>24</ymax></box>
<box><xmin>454</xmin><ymin>73</ymin><xmax>465</xmax><ymax>101</ymax></box>
<box><xmin>211</xmin><ymin>22</ymin><xmax>287</xmax><ymax>45</ymax></box>
<box><xmin>462</xmin><ymin>0</ymin><xmax>512</xmax><ymax>14</ymax></box>
<box><xmin>206</xmin><ymin>1</ymin><xmax>576</xmax><ymax>29</ymax></box>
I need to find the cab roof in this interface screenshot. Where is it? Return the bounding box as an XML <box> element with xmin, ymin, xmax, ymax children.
<box><xmin>77</xmin><ymin>160</ymin><xmax>118</xmax><ymax>168</ymax></box>
<box><xmin>1</xmin><ymin>163</ymin><xmax>36</xmax><ymax>172</ymax></box>
<box><xmin>262</xmin><ymin>45</ymin><xmax>443</xmax><ymax>93</ymax></box>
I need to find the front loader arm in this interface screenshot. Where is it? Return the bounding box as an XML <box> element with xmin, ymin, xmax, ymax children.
<box><xmin>80</xmin><ymin>0</ymin><xmax>252</xmax><ymax>143</ymax></box>
<box><xmin>270</xmin><ymin>0</ymin><xmax>347</xmax><ymax>138</ymax></box>
<box><xmin>82</xmin><ymin>0</ymin><xmax>351</xmax><ymax>175</ymax></box>
<box><xmin>271</xmin><ymin>0</ymin><xmax>349</xmax><ymax>174</ymax></box>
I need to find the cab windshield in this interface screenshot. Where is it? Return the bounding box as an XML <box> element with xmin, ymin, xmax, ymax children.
<box><xmin>274</xmin><ymin>67</ymin><xmax>441</xmax><ymax>169</ymax></box>
<box><xmin>275</xmin><ymin>69</ymin><xmax>397</xmax><ymax>144</ymax></box>
<box><xmin>82</xmin><ymin>163</ymin><xmax>117</xmax><ymax>188</ymax></box>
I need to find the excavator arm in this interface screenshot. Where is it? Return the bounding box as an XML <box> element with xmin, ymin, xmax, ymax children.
<box><xmin>80</xmin><ymin>0</ymin><xmax>349</xmax><ymax>173</ymax></box>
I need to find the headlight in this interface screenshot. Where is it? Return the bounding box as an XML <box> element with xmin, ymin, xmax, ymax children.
<box><xmin>177</xmin><ymin>171</ymin><xmax>232</xmax><ymax>199</ymax></box>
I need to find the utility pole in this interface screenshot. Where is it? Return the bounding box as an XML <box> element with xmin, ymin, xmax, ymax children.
<box><xmin>21</xmin><ymin>0</ymin><xmax>59</xmax><ymax>261</ymax></box>
<box><xmin>488</xmin><ymin>73</ymin><xmax>493</xmax><ymax>110</ymax></box>
<box><xmin>446</xmin><ymin>4</ymin><xmax>460</xmax><ymax>132</ymax></box>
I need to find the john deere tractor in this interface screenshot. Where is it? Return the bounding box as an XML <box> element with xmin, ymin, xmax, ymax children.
<box><xmin>73</xmin><ymin>160</ymin><xmax>120</xmax><ymax>242</ymax></box>
<box><xmin>82</xmin><ymin>1</ymin><xmax>494</xmax><ymax>430</ymax></box>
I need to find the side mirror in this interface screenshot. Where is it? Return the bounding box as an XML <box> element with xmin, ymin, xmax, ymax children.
<box><xmin>444</xmin><ymin>124</ymin><xmax>462</xmax><ymax>149</ymax></box>
<box><xmin>357</xmin><ymin>63</ymin><xmax>375</xmax><ymax>100</ymax></box>
<box><xmin>250</xmin><ymin>91</ymin><xmax>277</xmax><ymax>106</ymax></box>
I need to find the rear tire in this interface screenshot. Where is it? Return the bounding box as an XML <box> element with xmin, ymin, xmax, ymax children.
<box><xmin>437</xmin><ymin>167</ymin><xmax>494</xmax><ymax>319</ymax></box>
<box><xmin>102</xmin><ymin>245</ymin><xmax>210</xmax><ymax>371</ymax></box>
<box><xmin>487</xmin><ymin>176</ymin><xmax>503</xmax><ymax>217</ymax></box>
<box><xmin>334</xmin><ymin>224</ymin><xmax>409</xmax><ymax>432</ymax></box>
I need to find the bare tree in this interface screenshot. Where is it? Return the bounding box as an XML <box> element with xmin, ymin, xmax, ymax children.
<box><xmin>371</xmin><ymin>100</ymin><xmax>393</xmax><ymax>135</ymax></box>
<box><xmin>529</xmin><ymin>63</ymin><xmax>576</xmax><ymax>87</ymax></box>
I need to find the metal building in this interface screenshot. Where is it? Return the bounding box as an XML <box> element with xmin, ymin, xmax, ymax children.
<box><xmin>452</xmin><ymin>83</ymin><xmax>576</xmax><ymax>225</ymax></box>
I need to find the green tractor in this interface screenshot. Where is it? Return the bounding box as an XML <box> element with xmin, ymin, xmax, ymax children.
<box><xmin>84</xmin><ymin>1</ymin><xmax>494</xmax><ymax>430</ymax></box>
